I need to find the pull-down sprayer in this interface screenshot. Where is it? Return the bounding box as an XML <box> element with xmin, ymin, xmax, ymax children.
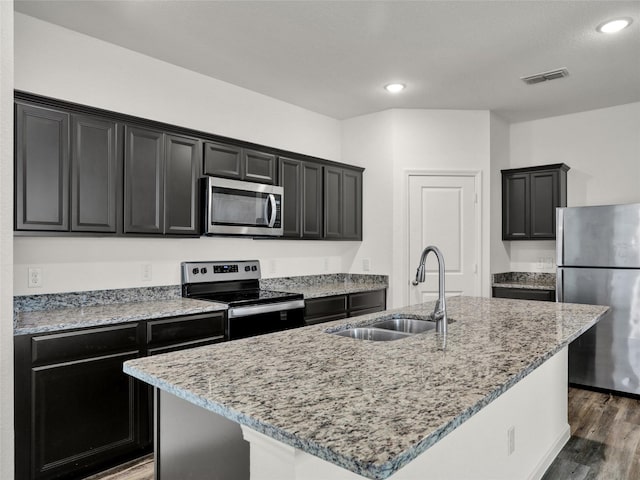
<box><xmin>412</xmin><ymin>245</ymin><xmax>448</xmax><ymax>334</ymax></box>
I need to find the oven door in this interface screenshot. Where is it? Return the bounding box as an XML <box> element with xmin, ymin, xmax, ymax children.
<box><xmin>227</xmin><ymin>301</ymin><xmax>305</xmax><ymax>340</ymax></box>
<box><xmin>205</xmin><ymin>177</ymin><xmax>283</xmax><ymax>236</ymax></box>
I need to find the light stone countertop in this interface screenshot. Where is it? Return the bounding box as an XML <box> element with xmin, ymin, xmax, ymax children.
<box><xmin>492</xmin><ymin>272</ymin><xmax>556</xmax><ymax>290</ymax></box>
<box><xmin>123</xmin><ymin>296</ymin><xmax>608</xmax><ymax>480</ymax></box>
<box><xmin>14</xmin><ymin>298</ymin><xmax>227</xmax><ymax>336</ymax></box>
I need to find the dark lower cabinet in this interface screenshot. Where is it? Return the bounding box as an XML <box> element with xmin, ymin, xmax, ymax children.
<box><xmin>304</xmin><ymin>289</ymin><xmax>386</xmax><ymax>325</ymax></box>
<box><xmin>14</xmin><ymin>312</ymin><xmax>226</xmax><ymax>480</ymax></box>
<box><xmin>278</xmin><ymin>157</ymin><xmax>323</xmax><ymax>238</ymax></box>
<box><xmin>492</xmin><ymin>287</ymin><xmax>555</xmax><ymax>302</ymax></box>
<box><xmin>15</xmin><ymin>103</ymin><xmax>70</xmax><ymax>231</ymax></box>
<box><xmin>14</xmin><ymin>324</ymin><xmax>149</xmax><ymax>480</ymax></box>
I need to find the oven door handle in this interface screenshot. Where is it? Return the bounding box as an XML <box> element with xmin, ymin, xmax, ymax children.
<box><xmin>228</xmin><ymin>299</ymin><xmax>305</xmax><ymax>318</ymax></box>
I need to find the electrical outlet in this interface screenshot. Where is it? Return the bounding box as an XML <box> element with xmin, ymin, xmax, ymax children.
<box><xmin>269</xmin><ymin>259</ymin><xmax>276</xmax><ymax>274</ymax></box>
<box><xmin>324</xmin><ymin>258</ymin><xmax>329</xmax><ymax>271</ymax></box>
<box><xmin>141</xmin><ymin>264</ymin><xmax>152</xmax><ymax>282</ymax></box>
<box><xmin>362</xmin><ymin>258</ymin><xmax>371</xmax><ymax>272</ymax></box>
<box><xmin>28</xmin><ymin>267</ymin><xmax>42</xmax><ymax>288</ymax></box>
<box><xmin>507</xmin><ymin>426</ymin><xmax>515</xmax><ymax>455</ymax></box>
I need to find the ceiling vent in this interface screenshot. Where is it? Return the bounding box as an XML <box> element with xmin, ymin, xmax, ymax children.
<box><xmin>521</xmin><ymin>68</ymin><xmax>569</xmax><ymax>85</ymax></box>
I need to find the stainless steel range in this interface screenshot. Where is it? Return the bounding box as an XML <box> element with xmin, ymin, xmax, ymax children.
<box><xmin>181</xmin><ymin>260</ymin><xmax>305</xmax><ymax>340</ymax></box>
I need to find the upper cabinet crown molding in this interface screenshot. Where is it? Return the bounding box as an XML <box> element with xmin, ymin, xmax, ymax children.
<box><xmin>501</xmin><ymin>163</ymin><xmax>569</xmax><ymax>241</ymax></box>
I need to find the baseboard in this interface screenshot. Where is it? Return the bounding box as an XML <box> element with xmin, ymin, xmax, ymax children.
<box><xmin>528</xmin><ymin>423</ymin><xmax>571</xmax><ymax>480</ymax></box>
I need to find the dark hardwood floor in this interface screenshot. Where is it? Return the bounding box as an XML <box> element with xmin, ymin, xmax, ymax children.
<box><xmin>84</xmin><ymin>388</ymin><xmax>639</xmax><ymax>480</ymax></box>
<box><xmin>542</xmin><ymin>387</ymin><xmax>640</xmax><ymax>480</ymax></box>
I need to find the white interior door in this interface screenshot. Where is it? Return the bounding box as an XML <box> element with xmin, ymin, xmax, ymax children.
<box><xmin>408</xmin><ymin>174</ymin><xmax>479</xmax><ymax>305</ymax></box>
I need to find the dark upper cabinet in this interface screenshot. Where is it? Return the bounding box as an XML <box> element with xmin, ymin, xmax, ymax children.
<box><xmin>15</xmin><ymin>103</ymin><xmax>70</xmax><ymax>231</ymax></box>
<box><xmin>124</xmin><ymin>126</ymin><xmax>165</xmax><ymax>234</ymax></box>
<box><xmin>342</xmin><ymin>168</ymin><xmax>362</xmax><ymax>240</ymax></box>
<box><xmin>324</xmin><ymin>166</ymin><xmax>362</xmax><ymax>240</ymax></box>
<box><xmin>324</xmin><ymin>166</ymin><xmax>343</xmax><ymax>239</ymax></box>
<box><xmin>164</xmin><ymin>134</ymin><xmax>201</xmax><ymax>235</ymax></box>
<box><xmin>125</xmin><ymin>128</ymin><xmax>201</xmax><ymax>235</ymax></box>
<box><xmin>278</xmin><ymin>157</ymin><xmax>322</xmax><ymax>238</ymax></box>
<box><xmin>71</xmin><ymin>115</ymin><xmax>120</xmax><ymax>232</ymax></box>
<box><xmin>502</xmin><ymin>163</ymin><xmax>569</xmax><ymax>240</ymax></box>
<box><xmin>203</xmin><ymin>141</ymin><xmax>276</xmax><ymax>184</ymax></box>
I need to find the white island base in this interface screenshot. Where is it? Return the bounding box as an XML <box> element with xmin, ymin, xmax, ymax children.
<box><xmin>241</xmin><ymin>348</ymin><xmax>569</xmax><ymax>480</ymax></box>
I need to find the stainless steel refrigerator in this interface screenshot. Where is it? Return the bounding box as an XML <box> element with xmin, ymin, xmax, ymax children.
<box><xmin>557</xmin><ymin>203</ymin><xmax>640</xmax><ymax>396</ymax></box>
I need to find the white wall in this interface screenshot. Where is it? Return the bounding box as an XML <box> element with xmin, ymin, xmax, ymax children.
<box><xmin>341</xmin><ymin>110</ymin><xmax>395</xmax><ymax>295</ymax></box>
<box><xmin>506</xmin><ymin>102</ymin><xmax>640</xmax><ymax>272</ymax></box>
<box><xmin>0</xmin><ymin>2</ymin><xmax>14</xmax><ymax>478</ymax></box>
<box><xmin>489</xmin><ymin>113</ymin><xmax>511</xmax><ymax>276</ymax></box>
<box><xmin>343</xmin><ymin>109</ymin><xmax>492</xmax><ymax>307</ymax></box>
<box><xmin>13</xmin><ymin>13</ymin><xmax>358</xmax><ymax>295</ymax></box>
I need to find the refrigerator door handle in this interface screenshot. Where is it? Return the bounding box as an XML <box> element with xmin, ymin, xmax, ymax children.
<box><xmin>556</xmin><ymin>268</ymin><xmax>563</xmax><ymax>303</ymax></box>
<box><xmin>556</xmin><ymin>207</ymin><xmax>564</xmax><ymax>267</ymax></box>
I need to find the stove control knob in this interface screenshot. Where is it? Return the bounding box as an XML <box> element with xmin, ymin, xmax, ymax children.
<box><xmin>251</xmin><ymin>266</ymin><xmax>257</xmax><ymax>271</ymax></box>
<box><xmin>201</xmin><ymin>267</ymin><xmax>208</xmax><ymax>274</ymax></box>
<box><xmin>192</xmin><ymin>268</ymin><xmax>199</xmax><ymax>275</ymax></box>
<box><xmin>245</xmin><ymin>266</ymin><xmax>251</xmax><ymax>272</ymax></box>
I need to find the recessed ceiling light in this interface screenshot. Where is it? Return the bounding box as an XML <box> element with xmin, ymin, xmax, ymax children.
<box><xmin>597</xmin><ymin>17</ymin><xmax>633</xmax><ymax>33</ymax></box>
<box><xmin>384</xmin><ymin>83</ymin><xmax>405</xmax><ymax>93</ymax></box>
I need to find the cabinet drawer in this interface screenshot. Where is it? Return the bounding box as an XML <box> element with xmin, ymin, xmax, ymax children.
<box><xmin>146</xmin><ymin>313</ymin><xmax>225</xmax><ymax>348</ymax></box>
<box><xmin>31</xmin><ymin>324</ymin><xmax>139</xmax><ymax>365</ymax></box>
<box><xmin>304</xmin><ymin>295</ymin><xmax>347</xmax><ymax>319</ymax></box>
<box><xmin>348</xmin><ymin>290</ymin><xmax>386</xmax><ymax>312</ymax></box>
<box><xmin>305</xmin><ymin>312</ymin><xmax>348</xmax><ymax>326</ymax></box>
<box><xmin>492</xmin><ymin>287</ymin><xmax>555</xmax><ymax>302</ymax></box>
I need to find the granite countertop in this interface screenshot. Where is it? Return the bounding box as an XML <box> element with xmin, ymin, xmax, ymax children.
<box><xmin>14</xmin><ymin>298</ymin><xmax>227</xmax><ymax>336</ymax></box>
<box><xmin>123</xmin><ymin>296</ymin><xmax>608</xmax><ymax>480</ymax></box>
<box><xmin>492</xmin><ymin>272</ymin><xmax>556</xmax><ymax>290</ymax></box>
<box><xmin>261</xmin><ymin>273</ymin><xmax>388</xmax><ymax>299</ymax></box>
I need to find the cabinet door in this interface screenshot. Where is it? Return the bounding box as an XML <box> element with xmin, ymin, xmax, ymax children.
<box><xmin>203</xmin><ymin>141</ymin><xmax>242</xmax><ymax>179</ymax></box>
<box><xmin>15</xmin><ymin>103</ymin><xmax>69</xmax><ymax>231</ymax></box>
<box><xmin>165</xmin><ymin>134</ymin><xmax>201</xmax><ymax>235</ymax></box>
<box><xmin>530</xmin><ymin>170</ymin><xmax>558</xmax><ymax>239</ymax></box>
<box><xmin>304</xmin><ymin>295</ymin><xmax>348</xmax><ymax>325</ymax></box>
<box><xmin>342</xmin><ymin>169</ymin><xmax>362</xmax><ymax>240</ymax></box>
<box><xmin>302</xmin><ymin>162</ymin><xmax>323</xmax><ymax>238</ymax></box>
<box><xmin>71</xmin><ymin>115</ymin><xmax>119</xmax><ymax>232</ymax></box>
<box><xmin>31</xmin><ymin>352</ymin><xmax>143</xmax><ymax>479</ymax></box>
<box><xmin>502</xmin><ymin>172</ymin><xmax>530</xmax><ymax>240</ymax></box>
<box><xmin>244</xmin><ymin>149</ymin><xmax>276</xmax><ymax>184</ymax></box>
<box><xmin>124</xmin><ymin>126</ymin><xmax>165</xmax><ymax>234</ymax></box>
<box><xmin>279</xmin><ymin>157</ymin><xmax>302</xmax><ymax>237</ymax></box>
<box><xmin>324</xmin><ymin>166</ymin><xmax>343</xmax><ymax>238</ymax></box>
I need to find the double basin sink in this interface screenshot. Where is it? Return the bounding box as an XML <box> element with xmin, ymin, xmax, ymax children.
<box><xmin>331</xmin><ymin>317</ymin><xmax>436</xmax><ymax>341</ymax></box>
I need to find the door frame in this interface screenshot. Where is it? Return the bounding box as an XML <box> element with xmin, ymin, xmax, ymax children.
<box><xmin>402</xmin><ymin>170</ymin><xmax>483</xmax><ymax>306</ymax></box>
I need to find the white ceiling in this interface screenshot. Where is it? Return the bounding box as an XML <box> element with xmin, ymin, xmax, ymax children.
<box><xmin>14</xmin><ymin>0</ymin><xmax>640</xmax><ymax>122</ymax></box>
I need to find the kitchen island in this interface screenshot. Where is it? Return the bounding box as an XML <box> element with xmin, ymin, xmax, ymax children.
<box><xmin>124</xmin><ymin>296</ymin><xmax>608</xmax><ymax>480</ymax></box>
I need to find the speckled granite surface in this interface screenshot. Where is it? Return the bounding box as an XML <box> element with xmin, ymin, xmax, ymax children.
<box><xmin>14</xmin><ymin>285</ymin><xmax>183</xmax><ymax>313</ymax></box>
<box><xmin>14</xmin><ymin>298</ymin><xmax>227</xmax><ymax>336</ymax></box>
<box><xmin>261</xmin><ymin>273</ymin><xmax>388</xmax><ymax>298</ymax></box>
<box><xmin>123</xmin><ymin>296</ymin><xmax>607</xmax><ymax>480</ymax></box>
<box><xmin>492</xmin><ymin>272</ymin><xmax>556</xmax><ymax>290</ymax></box>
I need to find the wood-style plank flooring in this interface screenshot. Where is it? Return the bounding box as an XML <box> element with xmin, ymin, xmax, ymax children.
<box><xmin>84</xmin><ymin>388</ymin><xmax>639</xmax><ymax>480</ymax></box>
<box><xmin>542</xmin><ymin>387</ymin><xmax>640</xmax><ymax>480</ymax></box>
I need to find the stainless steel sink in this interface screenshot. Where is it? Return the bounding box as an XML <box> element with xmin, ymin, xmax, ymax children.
<box><xmin>371</xmin><ymin>318</ymin><xmax>436</xmax><ymax>334</ymax></box>
<box><xmin>331</xmin><ymin>327</ymin><xmax>412</xmax><ymax>341</ymax></box>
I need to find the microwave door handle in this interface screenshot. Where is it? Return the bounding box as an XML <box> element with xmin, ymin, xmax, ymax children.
<box><xmin>267</xmin><ymin>194</ymin><xmax>277</xmax><ymax>227</ymax></box>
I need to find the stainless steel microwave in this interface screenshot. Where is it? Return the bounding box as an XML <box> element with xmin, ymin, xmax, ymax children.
<box><xmin>204</xmin><ymin>177</ymin><xmax>283</xmax><ymax>236</ymax></box>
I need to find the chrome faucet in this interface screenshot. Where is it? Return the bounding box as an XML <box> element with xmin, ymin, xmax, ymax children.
<box><xmin>412</xmin><ymin>245</ymin><xmax>448</xmax><ymax>334</ymax></box>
